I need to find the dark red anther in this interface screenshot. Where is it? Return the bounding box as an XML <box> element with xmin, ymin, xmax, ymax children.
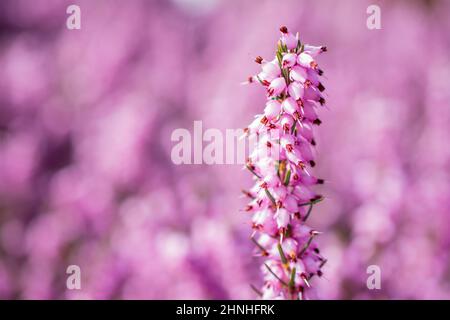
<box><xmin>317</xmin><ymin>82</ymin><xmax>325</xmax><ymax>92</ymax></box>
<box><xmin>260</xmin><ymin>116</ymin><xmax>269</xmax><ymax>125</ymax></box>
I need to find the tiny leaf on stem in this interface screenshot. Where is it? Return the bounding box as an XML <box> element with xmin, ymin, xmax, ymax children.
<box><xmin>299</xmin><ymin>196</ymin><xmax>324</xmax><ymax>207</ymax></box>
<box><xmin>251</xmin><ymin>237</ymin><xmax>268</xmax><ymax>256</ymax></box>
<box><xmin>289</xmin><ymin>267</ymin><xmax>296</xmax><ymax>288</ymax></box>
<box><xmin>284</xmin><ymin>170</ymin><xmax>291</xmax><ymax>186</ymax></box>
<box><xmin>264</xmin><ymin>263</ymin><xmax>288</xmax><ymax>287</ymax></box>
<box><xmin>250</xmin><ymin>284</ymin><xmax>263</xmax><ymax>297</ymax></box>
<box><xmin>299</xmin><ymin>234</ymin><xmax>316</xmax><ymax>257</ymax></box>
<box><xmin>303</xmin><ymin>203</ymin><xmax>313</xmax><ymax>221</ymax></box>
<box><xmin>246</xmin><ymin>164</ymin><xmax>262</xmax><ymax>179</ymax></box>
<box><xmin>265</xmin><ymin>189</ymin><xmax>277</xmax><ymax>206</ymax></box>
<box><xmin>277</xmin><ymin>243</ymin><xmax>288</xmax><ymax>265</ymax></box>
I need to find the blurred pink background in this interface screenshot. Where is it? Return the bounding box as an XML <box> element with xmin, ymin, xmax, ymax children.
<box><xmin>0</xmin><ymin>0</ymin><xmax>450</xmax><ymax>299</ymax></box>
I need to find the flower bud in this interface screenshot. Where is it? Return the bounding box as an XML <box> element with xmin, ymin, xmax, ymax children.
<box><xmin>288</xmin><ymin>81</ymin><xmax>305</xmax><ymax>100</ymax></box>
<box><xmin>281</xmin><ymin>97</ymin><xmax>299</xmax><ymax>116</ymax></box>
<box><xmin>282</xmin><ymin>53</ymin><xmax>297</xmax><ymax>68</ymax></box>
<box><xmin>289</xmin><ymin>65</ymin><xmax>308</xmax><ymax>83</ymax></box>
<box><xmin>264</xmin><ymin>100</ymin><xmax>282</xmax><ymax>120</ymax></box>
<box><xmin>281</xmin><ymin>32</ymin><xmax>298</xmax><ymax>50</ymax></box>
<box><xmin>268</xmin><ymin>77</ymin><xmax>286</xmax><ymax>96</ymax></box>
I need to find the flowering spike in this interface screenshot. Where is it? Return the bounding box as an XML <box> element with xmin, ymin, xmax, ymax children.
<box><xmin>244</xmin><ymin>27</ymin><xmax>328</xmax><ymax>300</ymax></box>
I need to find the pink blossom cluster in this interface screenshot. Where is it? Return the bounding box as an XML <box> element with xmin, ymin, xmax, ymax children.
<box><xmin>244</xmin><ymin>27</ymin><xmax>327</xmax><ymax>300</ymax></box>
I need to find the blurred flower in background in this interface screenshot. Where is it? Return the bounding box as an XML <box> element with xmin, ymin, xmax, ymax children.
<box><xmin>0</xmin><ymin>0</ymin><xmax>449</xmax><ymax>299</ymax></box>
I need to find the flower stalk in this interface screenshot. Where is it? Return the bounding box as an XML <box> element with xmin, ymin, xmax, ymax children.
<box><xmin>244</xmin><ymin>26</ymin><xmax>328</xmax><ymax>300</ymax></box>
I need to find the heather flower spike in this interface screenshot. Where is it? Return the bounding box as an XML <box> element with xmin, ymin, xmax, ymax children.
<box><xmin>244</xmin><ymin>26</ymin><xmax>327</xmax><ymax>300</ymax></box>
